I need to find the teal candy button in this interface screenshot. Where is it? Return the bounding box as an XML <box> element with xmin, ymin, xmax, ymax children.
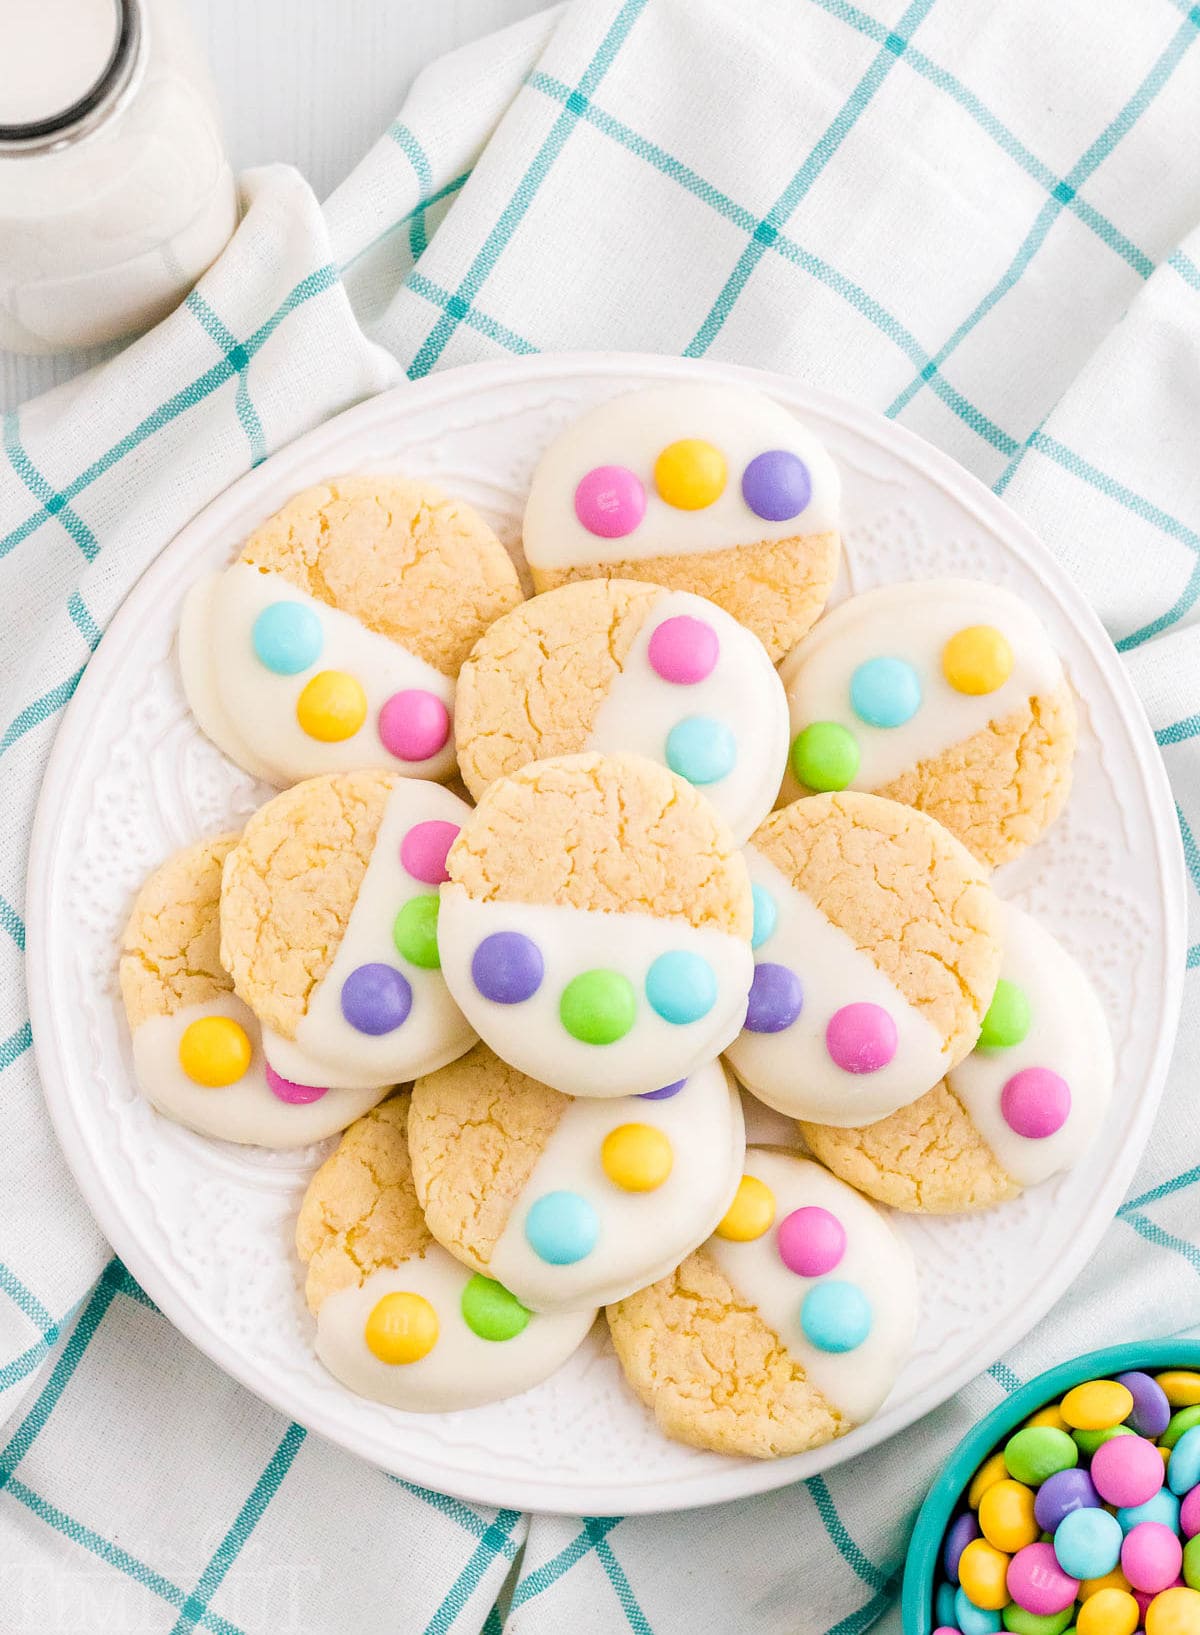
<box><xmin>850</xmin><ymin>656</ymin><xmax>922</xmax><ymax>728</ymax></box>
<box><xmin>645</xmin><ymin>950</ymin><xmax>718</xmax><ymax>1025</ymax></box>
<box><xmin>665</xmin><ymin>715</ymin><xmax>737</xmax><ymax>785</ymax></box>
<box><xmin>252</xmin><ymin>601</ymin><xmax>323</xmax><ymax>675</ymax></box>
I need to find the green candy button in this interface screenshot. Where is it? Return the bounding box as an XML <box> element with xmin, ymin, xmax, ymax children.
<box><xmin>1003</xmin><ymin>1608</ymin><xmax>1074</xmax><ymax>1635</ymax></box>
<box><xmin>1004</xmin><ymin>1424</ymin><xmax>1078</xmax><ymax>1484</ymax></box>
<box><xmin>460</xmin><ymin>1275</ymin><xmax>530</xmax><ymax>1342</ymax></box>
<box><xmin>1072</xmin><ymin>1422</ymin><xmax>1133</xmax><ymax>1456</ymax></box>
<box><xmin>1163</xmin><ymin>1404</ymin><xmax>1200</xmax><ymax>1449</ymax></box>
<box><xmin>393</xmin><ymin>894</ymin><xmax>441</xmax><ymax>969</ymax></box>
<box><xmin>790</xmin><ymin>721</ymin><xmax>860</xmax><ymax>792</ymax></box>
<box><xmin>559</xmin><ymin>969</ymin><xmax>637</xmax><ymax>1045</ymax></box>
<box><xmin>979</xmin><ymin>979</ymin><xmax>1032</xmax><ymax>1049</ymax></box>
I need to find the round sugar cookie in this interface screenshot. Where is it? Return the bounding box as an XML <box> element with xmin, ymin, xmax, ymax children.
<box><xmin>436</xmin><ymin>752</ymin><xmax>755</xmax><ymax>1099</ymax></box>
<box><xmin>778</xmin><ymin>579</ymin><xmax>1076</xmax><ymax>867</ymax></box>
<box><xmin>522</xmin><ymin>384</ymin><xmax>841</xmax><ymax>661</ymax></box>
<box><xmin>180</xmin><ymin>475</ymin><xmax>524</xmax><ymax>787</ymax></box>
<box><xmin>220</xmin><ymin>771</ymin><xmax>477</xmax><ymax>1090</ymax></box>
<box><xmin>296</xmin><ymin>1095</ymin><xmax>594</xmax><ymax>1411</ymax></box>
<box><xmin>119</xmin><ymin>835</ymin><xmax>391</xmax><ymax>1145</ymax></box>
<box><xmin>409</xmin><ymin>1044</ymin><xmax>744</xmax><ymax>1312</ymax></box>
<box><xmin>800</xmin><ymin>901</ymin><xmax>1113</xmax><ymax>1211</ymax></box>
<box><xmin>724</xmin><ymin>792</ymin><xmax>1003</xmax><ymax>1124</ymax></box>
<box><xmin>606</xmin><ymin>1147</ymin><xmax>916</xmax><ymax>1459</ymax></box>
<box><xmin>454</xmin><ymin>579</ymin><xmax>788</xmax><ymax>843</ymax></box>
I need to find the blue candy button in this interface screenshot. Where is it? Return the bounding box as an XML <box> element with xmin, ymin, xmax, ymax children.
<box><xmin>849</xmin><ymin>656</ymin><xmax>921</xmax><ymax>729</ymax></box>
<box><xmin>524</xmin><ymin>1191</ymin><xmax>599</xmax><ymax>1265</ymax></box>
<box><xmin>954</xmin><ymin>1588</ymin><xmax>1002</xmax><ymax>1635</ymax></box>
<box><xmin>645</xmin><ymin>950</ymin><xmax>718</xmax><ymax>1025</ymax></box>
<box><xmin>1169</xmin><ymin>1423</ymin><xmax>1200</xmax><ymax>1495</ymax></box>
<box><xmin>800</xmin><ymin>1281</ymin><xmax>872</xmax><ymax>1353</ymax></box>
<box><xmin>750</xmin><ymin>884</ymin><xmax>777</xmax><ymax>949</ymax></box>
<box><xmin>1117</xmin><ymin>1486</ymin><xmax>1180</xmax><ymax>1534</ymax></box>
<box><xmin>665</xmin><ymin>716</ymin><xmax>737</xmax><ymax>785</ymax></box>
<box><xmin>252</xmin><ymin>601</ymin><xmax>323</xmax><ymax>675</ymax></box>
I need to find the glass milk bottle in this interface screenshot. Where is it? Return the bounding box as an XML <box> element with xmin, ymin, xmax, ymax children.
<box><xmin>0</xmin><ymin>0</ymin><xmax>238</xmax><ymax>354</ymax></box>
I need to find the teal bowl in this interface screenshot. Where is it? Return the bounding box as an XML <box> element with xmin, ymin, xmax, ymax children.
<box><xmin>902</xmin><ymin>1338</ymin><xmax>1200</xmax><ymax>1633</ymax></box>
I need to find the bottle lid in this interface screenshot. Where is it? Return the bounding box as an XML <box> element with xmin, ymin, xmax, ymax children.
<box><xmin>0</xmin><ymin>0</ymin><xmax>140</xmax><ymax>146</ymax></box>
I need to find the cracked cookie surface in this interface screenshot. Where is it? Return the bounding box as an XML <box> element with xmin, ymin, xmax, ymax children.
<box><xmin>120</xmin><ymin>833</ymin><xmax>239</xmax><ymax>1029</ymax></box>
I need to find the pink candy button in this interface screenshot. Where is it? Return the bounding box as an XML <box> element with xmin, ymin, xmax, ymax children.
<box><xmin>1092</xmin><ymin>1434</ymin><xmax>1165</xmax><ymax>1507</ymax></box>
<box><xmin>1000</xmin><ymin>1067</ymin><xmax>1070</xmax><ymax>1139</ymax></box>
<box><xmin>825</xmin><ymin>1003</ymin><xmax>898</xmax><ymax>1074</ymax></box>
<box><xmin>647</xmin><ymin>615</ymin><xmax>719</xmax><ymax>685</ymax></box>
<box><xmin>1122</xmin><ymin>1521</ymin><xmax>1182</xmax><ymax>1593</ymax></box>
<box><xmin>400</xmin><ymin>819</ymin><xmax>461</xmax><ymax>885</ymax></box>
<box><xmin>1006</xmin><ymin>1542</ymin><xmax>1079</xmax><ymax>1617</ymax></box>
<box><xmin>574</xmin><ymin>465</ymin><xmax>646</xmax><ymax>539</ymax></box>
<box><xmin>777</xmin><ymin>1206</ymin><xmax>846</xmax><ymax>1277</ymax></box>
<box><xmin>1182</xmin><ymin>1485</ymin><xmax>1200</xmax><ymax>1538</ymax></box>
<box><xmin>265</xmin><ymin>1063</ymin><xmax>328</xmax><ymax>1105</ymax></box>
<box><xmin>378</xmin><ymin>690</ymin><xmax>451</xmax><ymax>762</ymax></box>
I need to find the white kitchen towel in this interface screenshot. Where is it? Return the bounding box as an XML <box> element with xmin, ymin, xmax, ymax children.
<box><xmin>2</xmin><ymin>1</ymin><xmax>1199</xmax><ymax>1631</ymax></box>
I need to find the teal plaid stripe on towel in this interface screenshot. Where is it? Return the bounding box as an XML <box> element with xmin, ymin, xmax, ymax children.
<box><xmin>3</xmin><ymin>2</ymin><xmax>1200</xmax><ymax>1630</ymax></box>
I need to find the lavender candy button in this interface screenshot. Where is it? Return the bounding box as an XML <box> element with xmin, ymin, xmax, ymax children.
<box><xmin>743</xmin><ymin>963</ymin><xmax>803</xmax><ymax>1034</ymax></box>
<box><xmin>340</xmin><ymin>963</ymin><xmax>412</xmax><ymax>1035</ymax></box>
<box><xmin>638</xmin><ymin>1080</ymin><xmax>686</xmax><ymax>1101</ymax></box>
<box><xmin>1034</xmin><ymin>1467</ymin><xmax>1101</xmax><ymax>1533</ymax></box>
<box><xmin>741</xmin><ymin>450</ymin><xmax>812</xmax><ymax>522</ymax></box>
<box><xmin>471</xmin><ymin>932</ymin><xmax>544</xmax><ymax>1004</ymax></box>
<box><xmin>942</xmin><ymin>1511</ymin><xmax>980</xmax><ymax>1584</ymax></box>
<box><xmin>1115</xmin><ymin>1370</ymin><xmax>1172</xmax><ymax>1440</ymax></box>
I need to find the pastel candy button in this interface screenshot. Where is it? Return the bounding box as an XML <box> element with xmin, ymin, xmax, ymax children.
<box><xmin>850</xmin><ymin>656</ymin><xmax>922</xmax><ymax>728</ymax></box>
<box><xmin>340</xmin><ymin>963</ymin><xmax>412</xmax><ymax>1035</ymax></box>
<box><xmin>776</xmin><ymin>1206</ymin><xmax>845</xmax><ymax>1277</ymax></box>
<box><xmin>744</xmin><ymin>962</ymin><xmax>803</xmax><ymax>1033</ymax></box>
<box><xmin>955</xmin><ymin>1587</ymin><xmax>1002</xmax><ymax>1635</ymax></box>
<box><xmin>560</xmin><ymin>969</ymin><xmax>637</xmax><ymax>1044</ymax></box>
<box><xmin>638</xmin><ymin>1079</ymin><xmax>686</xmax><ymax>1101</ymax></box>
<box><xmin>943</xmin><ymin>625</ymin><xmax>1014</xmax><ymax>695</ymax></box>
<box><xmin>715</xmin><ymin>1174</ymin><xmax>775</xmax><ymax>1241</ymax></box>
<box><xmin>264</xmin><ymin>1063</ymin><xmax>328</xmax><ymax>1105</ymax></box>
<box><xmin>297</xmin><ymin>670</ymin><xmax>368</xmax><ymax>741</ymax></box>
<box><xmin>791</xmin><ymin>720</ymin><xmax>859</xmax><ymax>792</ymax></box>
<box><xmin>575</xmin><ymin>465</ymin><xmax>646</xmax><ymax>538</ymax></box>
<box><xmin>393</xmin><ymin>894</ymin><xmax>440</xmax><ymax>969</ymax></box>
<box><xmin>647</xmin><ymin>614</ymin><xmax>719</xmax><ymax>684</ymax></box>
<box><xmin>601</xmin><ymin>1123</ymin><xmax>673</xmax><ymax>1192</ymax></box>
<box><xmin>825</xmin><ymin>1003</ymin><xmax>898</xmax><ymax>1074</ymax></box>
<box><xmin>750</xmin><ymin>883</ymin><xmax>777</xmax><ymax>949</ymax></box>
<box><xmin>524</xmin><ymin>1191</ymin><xmax>599</xmax><ymax>1264</ymax></box>
<box><xmin>654</xmin><ymin>439</ymin><xmax>726</xmax><ymax>510</ymax></box>
<box><xmin>400</xmin><ymin>820</ymin><xmax>460</xmax><ymax>885</ymax></box>
<box><xmin>980</xmin><ymin>979</ymin><xmax>1032</xmax><ymax>1049</ymax></box>
<box><xmin>1169</xmin><ymin>1427</ymin><xmax>1200</xmax><ymax>1496</ymax></box>
<box><xmin>460</xmin><ymin>1275</ymin><xmax>529</xmax><ymax>1342</ymax></box>
<box><xmin>1054</xmin><ymin>1508</ymin><xmax>1123</xmax><ymax>1580</ymax></box>
<box><xmin>741</xmin><ymin>449</ymin><xmax>812</xmax><ymax>522</ymax></box>
<box><xmin>1001</xmin><ymin>1068</ymin><xmax>1071</xmax><ymax>1139</ymax></box>
<box><xmin>1092</xmin><ymin>1435</ymin><xmax>1164</xmax><ymax>1507</ymax></box>
<box><xmin>665</xmin><ymin>715</ymin><xmax>737</xmax><ymax>785</ymax></box>
<box><xmin>252</xmin><ymin>601</ymin><xmax>322</xmax><ymax>674</ymax></box>
<box><xmin>1122</xmin><ymin>1521</ymin><xmax>1182</xmax><ymax>1592</ymax></box>
<box><xmin>472</xmin><ymin>932</ymin><xmax>544</xmax><ymax>1004</ymax></box>
<box><xmin>178</xmin><ymin>1015</ymin><xmax>252</xmax><ymax>1087</ymax></box>
<box><xmin>800</xmin><ymin>1281</ymin><xmax>872</xmax><ymax>1353</ymax></box>
<box><xmin>364</xmin><ymin>1291</ymin><xmax>438</xmax><ymax>1364</ymax></box>
<box><xmin>1007</xmin><ymin>1542</ymin><xmax>1079</xmax><ymax>1615</ymax></box>
<box><xmin>645</xmin><ymin>950</ymin><xmax>717</xmax><ymax>1025</ymax></box>
<box><xmin>378</xmin><ymin>689</ymin><xmax>451</xmax><ymax>762</ymax></box>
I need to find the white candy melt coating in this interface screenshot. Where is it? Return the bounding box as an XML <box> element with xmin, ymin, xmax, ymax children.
<box><xmin>178</xmin><ymin>563</ymin><xmax>456</xmax><ymax>786</ymax></box>
<box><xmin>272</xmin><ymin>782</ymin><xmax>476</xmax><ymax>1090</ymax></box>
<box><xmin>950</xmin><ymin>902</ymin><xmax>1113</xmax><ymax>1187</ymax></box>
<box><xmin>486</xmin><ymin>1061</ymin><xmax>745</xmax><ymax>1313</ymax></box>
<box><xmin>723</xmin><ymin>849</ymin><xmax>950</xmax><ymax>1124</ymax></box>
<box><xmin>437</xmin><ymin>892</ymin><xmax>754</xmax><ymax>1099</ymax></box>
<box><xmin>315</xmin><ymin>1258</ymin><xmax>596</xmax><ymax>1412</ymax></box>
<box><xmin>706</xmin><ymin>1149</ymin><xmax>916</xmax><ymax>1424</ymax></box>
<box><xmin>131</xmin><ymin>995</ymin><xmax>390</xmax><ymax>1147</ymax></box>
<box><xmin>523</xmin><ymin>384</ymin><xmax>840</xmax><ymax>571</ymax></box>
<box><xmin>779</xmin><ymin>578</ymin><xmax>1064</xmax><ymax>790</ymax></box>
<box><xmin>585</xmin><ymin>588</ymin><xmax>789</xmax><ymax>844</ymax></box>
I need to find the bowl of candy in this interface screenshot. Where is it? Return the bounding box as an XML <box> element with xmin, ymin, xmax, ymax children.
<box><xmin>903</xmin><ymin>1340</ymin><xmax>1200</xmax><ymax>1635</ymax></box>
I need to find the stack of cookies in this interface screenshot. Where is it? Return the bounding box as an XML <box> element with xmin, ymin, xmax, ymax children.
<box><xmin>117</xmin><ymin>383</ymin><xmax>1111</xmax><ymax>1461</ymax></box>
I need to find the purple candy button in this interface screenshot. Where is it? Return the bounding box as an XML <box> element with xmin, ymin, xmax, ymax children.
<box><xmin>1034</xmin><ymin>1467</ymin><xmax>1101</xmax><ymax>1533</ymax></box>
<box><xmin>744</xmin><ymin>963</ymin><xmax>803</xmax><ymax>1033</ymax></box>
<box><xmin>264</xmin><ymin>1063</ymin><xmax>329</xmax><ymax>1105</ymax></box>
<box><xmin>638</xmin><ymin>1080</ymin><xmax>686</xmax><ymax>1100</ymax></box>
<box><xmin>741</xmin><ymin>450</ymin><xmax>812</xmax><ymax>522</ymax></box>
<box><xmin>340</xmin><ymin>963</ymin><xmax>412</xmax><ymax>1035</ymax></box>
<box><xmin>1116</xmin><ymin>1370</ymin><xmax>1172</xmax><ymax>1440</ymax></box>
<box><xmin>472</xmin><ymin>932</ymin><xmax>544</xmax><ymax>1004</ymax></box>
<box><xmin>942</xmin><ymin>1511</ymin><xmax>980</xmax><ymax>1584</ymax></box>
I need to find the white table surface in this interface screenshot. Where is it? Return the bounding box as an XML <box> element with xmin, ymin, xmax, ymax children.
<box><xmin>0</xmin><ymin>0</ymin><xmax>547</xmax><ymax>412</ymax></box>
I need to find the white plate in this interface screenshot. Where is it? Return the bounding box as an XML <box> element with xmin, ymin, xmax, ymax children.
<box><xmin>26</xmin><ymin>353</ymin><xmax>1186</xmax><ymax>1515</ymax></box>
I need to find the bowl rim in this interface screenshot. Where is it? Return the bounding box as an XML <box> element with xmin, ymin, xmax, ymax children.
<box><xmin>902</xmin><ymin>1337</ymin><xmax>1200</xmax><ymax>1633</ymax></box>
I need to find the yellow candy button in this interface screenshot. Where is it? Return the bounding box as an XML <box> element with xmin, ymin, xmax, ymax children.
<box><xmin>1078</xmin><ymin>1587</ymin><xmax>1139</xmax><ymax>1635</ymax></box>
<box><xmin>178</xmin><ymin>1015</ymin><xmax>252</xmax><ymax>1087</ymax></box>
<box><xmin>1062</xmin><ymin>1378</ymin><xmax>1135</xmax><ymax>1430</ymax></box>
<box><xmin>654</xmin><ymin>439</ymin><xmax>727</xmax><ymax>511</ymax></box>
<box><xmin>1158</xmin><ymin>1370</ymin><xmax>1200</xmax><ymax>1407</ymax></box>
<box><xmin>364</xmin><ymin>1291</ymin><xmax>438</xmax><ymax>1365</ymax></box>
<box><xmin>1025</xmin><ymin>1403</ymin><xmax>1069</xmax><ymax>1431</ymax></box>
<box><xmin>601</xmin><ymin>1123</ymin><xmax>673</xmax><ymax>1192</ymax></box>
<box><xmin>1081</xmin><ymin>1568</ymin><xmax>1133</xmax><ymax>1601</ymax></box>
<box><xmin>715</xmin><ymin>1175</ymin><xmax>775</xmax><ymax>1241</ymax></box>
<box><xmin>296</xmin><ymin>670</ymin><xmax>368</xmax><ymax>741</ymax></box>
<box><xmin>942</xmin><ymin>625</ymin><xmax>1014</xmax><ymax>695</ymax></box>
<box><xmin>978</xmin><ymin>1477</ymin><xmax>1038</xmax><ymax>1553</ymax></box>
<box><xmin>1147</xmin><ymin>1586</ymin><xmax>1200</xmax><ymax>1635</ymax></box>
<box><xmin>958</xmin><ymin>1538</ymin><xmax>1011</xmax><ymax>1611</ymax></box>
<box><xmin>968</xmin><ymin>1450</ymin><xmax>1009</xmax><ymax>1510</ymax></box>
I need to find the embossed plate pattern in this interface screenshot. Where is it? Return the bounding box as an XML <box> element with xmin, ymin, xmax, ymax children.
<box><xmin>26</xmin><ymin>355</ymin><xmax>1185</xmax><ymax>1514</ymax></box>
